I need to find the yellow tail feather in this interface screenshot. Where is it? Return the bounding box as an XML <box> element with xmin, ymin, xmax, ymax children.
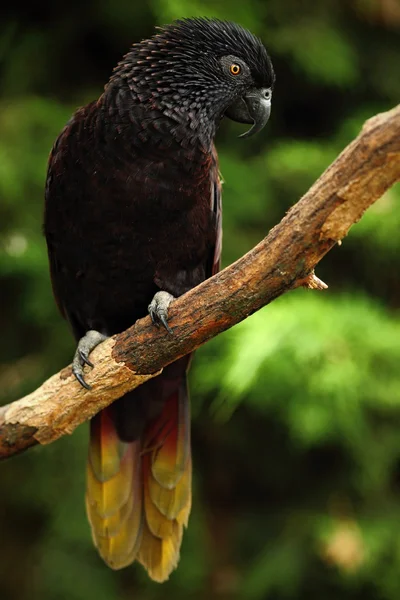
<box><xmin>86</xmin><ymin>381</ymin><xmax>191</xmax><ymax>581</ymax></box>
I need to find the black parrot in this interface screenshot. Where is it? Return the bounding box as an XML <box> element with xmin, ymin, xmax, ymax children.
<box><xmin>44</xmin><ymin>18</ymin><xmax>274</xmax><ymax>582</ymax></box>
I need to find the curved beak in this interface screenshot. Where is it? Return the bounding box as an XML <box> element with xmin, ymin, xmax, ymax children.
<box><xmin>225</xmin><ymin>88</ymin><xmax>271</xmax><ymax>139</ymax></box>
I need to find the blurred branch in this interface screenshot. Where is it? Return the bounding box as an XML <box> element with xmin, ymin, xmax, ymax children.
<box><xmin>1</xmin><ymin>105</ymin><xmax>399</xmax><ymax>460</ymax></box>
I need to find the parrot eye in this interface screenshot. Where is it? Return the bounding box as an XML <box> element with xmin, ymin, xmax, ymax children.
<box><xmin>230</xmin><ymin>63</ymin><xmax>241</xmax><ymax>76</ymax></box>
<box><xmin>220</xmin><ymin>56</ymin><xmax>248</xmax><ymax>79</ymax></box>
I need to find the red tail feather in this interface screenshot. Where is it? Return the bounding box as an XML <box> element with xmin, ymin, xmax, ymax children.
<box><xmin>86</xmin><ymin>377</ymin><xmax>191</xmax><ymax>581</ymax></box>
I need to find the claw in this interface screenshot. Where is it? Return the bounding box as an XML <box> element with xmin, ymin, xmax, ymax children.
<box><xmin>73</xmin><ymin>368</ymin><xmax>92</xmax><ymax>391</ymax></box>
<box><xmin>149</xmin><ymin>311</ymin><xmax>159</xmax><ymax>328</ymax></box>
<box><xmin>79</xmin><ymin>349</ymin><xmax>94</xmax><ymax>368</ymax></box>
<box><xmin>148</xmin><ymin>291</ymin><xmax>175</xmax><ymax>334</ymax></box>
<box><xmin>159</xmin><ymin>314</ymin><xmax>173</xmax><ymax>334</ymax></box>
<box><xmin>72</xmin><ymin>330</ymin><xmax>108</xmax><ymax>389</ymax></box>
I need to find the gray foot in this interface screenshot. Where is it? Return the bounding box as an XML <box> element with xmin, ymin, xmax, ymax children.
<box><xmin>72</xmin><ymin>330</ymin><xmax>108</xmax><ymax>390</ymax></box>
<box><xmin>148</xmin><ymin>291</ymin><xmax>175</xmax><ymax>334</ymax></box>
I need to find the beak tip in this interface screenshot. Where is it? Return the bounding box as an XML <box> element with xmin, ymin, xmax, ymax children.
<box><xmin>239</xmin><ymin>96</ymin><xmax>271</xmax><ymax>139</ymax></box>
<box><xmin>238</xmin><ymin>129</ymin><xmax>252</xmax><ymax>139</ymax></box>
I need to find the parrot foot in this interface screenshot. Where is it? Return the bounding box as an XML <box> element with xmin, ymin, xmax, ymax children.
<box><xmin>148</xmin><ymin>291</ymin><xmax>175</xmax><ymax>334</ymax></box>
<box><xmin>72</xmin><ymin>330</ymin><xmax>108</xmax><ymax>390</ymax></box>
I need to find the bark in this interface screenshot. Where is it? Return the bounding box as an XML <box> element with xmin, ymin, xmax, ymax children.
<box><xmin>0</xmin><ymin>105</ymin><xmax>399</xmax><ymax>460</ymax></box>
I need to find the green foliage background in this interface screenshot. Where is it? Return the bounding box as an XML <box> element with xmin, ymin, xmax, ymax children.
<box><xmin>0</xmin><ymin>1</ymin><xmax>399</xmax><ymax>598</ymax></box>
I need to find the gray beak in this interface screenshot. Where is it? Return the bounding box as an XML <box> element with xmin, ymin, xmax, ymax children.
<box><xmin>225</xmin><ymin>88</ymin><xmax>272</xmax><ymax>138</ymax></box>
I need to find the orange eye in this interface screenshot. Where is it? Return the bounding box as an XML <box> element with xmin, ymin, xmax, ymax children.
<box><xmin>230</xmin><ymin>63</ymin><xmax>241</xmax><ymax>75</ymax></box>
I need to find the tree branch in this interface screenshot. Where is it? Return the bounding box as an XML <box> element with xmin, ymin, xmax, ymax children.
<box><xmin>1</xmin><ymin>105</ymin><xmax>399</xmax><ymax>460</ymax></box>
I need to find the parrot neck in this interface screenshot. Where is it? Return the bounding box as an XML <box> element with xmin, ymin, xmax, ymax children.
<box><xmin>93</xmin><ymin>89</ymin><xmax>214</xmax><ymax>185</ymax></box>
<box><xmin>103</xmin><ymin>77</ymin><xmax>223</xmax><ymax>153</ymax></box>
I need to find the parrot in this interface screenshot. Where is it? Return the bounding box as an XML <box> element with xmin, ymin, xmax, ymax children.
<box><xmin>44</xmin><ymin>17</ymin><xmax>274</xmax><ymax>582</ymax></box>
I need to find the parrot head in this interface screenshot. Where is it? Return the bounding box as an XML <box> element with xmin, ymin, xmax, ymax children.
<box><xmin>112</xmin><ymin>18</ymin><xmax>275</xmax><ymax>143</ymax></box>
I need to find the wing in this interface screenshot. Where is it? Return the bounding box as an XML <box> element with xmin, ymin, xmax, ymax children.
<box><xmin>208</xmin><ymin>144</ymin><xmax>223</xmax><ymax>278</ymax></box>
<box><xmin>44</xmin><ymin>108</ymin><xmax>93</xmax><ymax>340</ymax></box>
<box><xmin>44</xmin><ymin>123</ymin><xmax>71</xmax><ymax>321</ymax></box>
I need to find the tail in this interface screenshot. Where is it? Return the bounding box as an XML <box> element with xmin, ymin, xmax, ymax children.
<box><xmin>85</xmin><ymin>368</ymin><xmax>191</xmax><ymax>582</ymax></box>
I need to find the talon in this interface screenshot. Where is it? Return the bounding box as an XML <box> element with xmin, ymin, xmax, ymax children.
<box><xmin>148</xmin><ymin>291</ymin><xmax>175</xmax><ymax>333</ymax></box>
<box><xmin>72</xmin><ymin>330</ymin><xmax>108</xmax><ymax>389</ymax></box>
<box><xmin>79</xmin><ymin>350</ymin><xmax>94</xmax><ymax>368</ymax></box>
<box><xmin>73</xmin><ymin>368</ymin><xmax>92</xmax><ymax>390</ymax></box>
<box><xmin>160</xmin><ymin>314</ymin><xmax>173</xmax><ymax>334</ymax></box>
<box><xmin>148</xmin><ymin>307</ymin><xmax>159</xmax><ymax>327</ymax></box>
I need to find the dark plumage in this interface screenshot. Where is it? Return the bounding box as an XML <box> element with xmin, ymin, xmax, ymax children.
<box><xmin>44</xmin><ymin>18</ymin><xmax>274</xmax><ymax>581</ymax></box>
